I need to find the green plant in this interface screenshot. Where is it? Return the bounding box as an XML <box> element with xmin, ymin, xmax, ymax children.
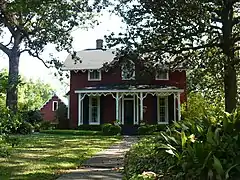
<box><xmin>77</xmin><ymin>125</ymin><xmax>102</xmax><ymax>131</ymax></box>
<box><xmin>17</xmin><ymin>121</ymin><xmax>33</xmax><ymax>134</ymax></box>
<box><xmin>125</xmin><ymin>109</ymin><xmax>240</xmax><ymax>179</ymax></box>
<box><xmin>3</xmin><ymin>135</ymin><xmax>20</xmax><ymax>147</ymax></box>
<box><xmin>40</xmin><ymin>121</ymin><xmax>55</xmax><ymax>130</ymax></box>
<box><xmin>138</xmin><ymin>125</ymin><xmax>155</xmax><ymax>135</ymax></box>
<box><xmin>102</xmin><ymin>123</ymin><xmax>121</xmax><ymax>135</ymax></box>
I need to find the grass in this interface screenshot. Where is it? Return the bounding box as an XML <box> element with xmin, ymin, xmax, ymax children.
<box><xmin>0</xmin><ymin>131</ymin><xmax>121</xmax><ymax>180</ymax></box>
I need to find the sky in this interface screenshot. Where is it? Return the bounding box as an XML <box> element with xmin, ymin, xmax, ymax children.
<box><xmin>0</xmin><ymin>11</ymin><xmax>124</xmax><ymax>99</ymax></box>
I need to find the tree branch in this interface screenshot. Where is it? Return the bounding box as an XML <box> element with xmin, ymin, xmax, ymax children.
<box><xmin>22</xmin><ymin>49</ymin><xmax>50</xmax><ymax>68</ymax></box>
<box><xmin>0</xmin><ymin>42</ymin><xmax>10</xmax><ymax>56</ymax></box>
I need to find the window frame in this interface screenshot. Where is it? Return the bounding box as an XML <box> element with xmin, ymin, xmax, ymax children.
<box><xmin>157</xmin><ymin>96</ymin><xmax>168</xmax><ymax>124</ymax></box>
<box><xmin>121</xmin><ymin>60</ymin><xmax>135</xmax><ymax>80</ymax></box>
<box><xmin>155</xmin><ymin>70</ymin><xmax>169</xmax><ymax>80</ymax></box>
<box><xmin>88</xmin><ymin>96</ymin><xmax>100</xmax><ymax>125</ymax></box>
<box><xmin>88</xmin><ymin>70</ymin><xmax>101</xmax><ymax>81</ymax></box>
<box><xmin>52</xmin><ymin>101</ymin><xmax>58</xmax><ymax>111</ymax></box>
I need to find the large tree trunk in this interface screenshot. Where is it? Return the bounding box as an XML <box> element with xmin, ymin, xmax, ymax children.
<box><xmin>6</xmin><ymin>50</ymin><xmax>20</xmax><ymax>112</ymax></box>
<box><xmin>224</xmin><ymin>63</ymin><xmax>237</xmax><ymax>113</ymax></box>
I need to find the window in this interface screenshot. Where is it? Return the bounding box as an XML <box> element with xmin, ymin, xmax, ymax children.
<box><xmin>121</xmin><ymin>60</ymin><xmax>135</xmax><ymax>80</ymax></box>
<box><xmin>157</xmin><ymin>97</ymin><xmax>168</xmax><ymax>124</ymax></box>
<box><xmin>155</xmin><ymin>70</ymin><xmax>169</xmax><ymax>80</ymax></box>
<box><xmin>88</xmin><ymin>70</ymin><xmax>101</xmax><ymax>81</ymax></box>
<box><xmin>52</xmin><ymin>101</ymin><xmax>58</xmax><ymax>111</ymax></box>
<box><xmin>89</xmin><ymin>96</ymin><xmax>100</xmax><ymax>125</ymax></box>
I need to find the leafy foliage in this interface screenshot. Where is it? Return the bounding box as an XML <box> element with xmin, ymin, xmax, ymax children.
<box><xmin>102</xmin><ymin>123</ymin><xmax>122</xmax><ymax>135</ymax></box>
<box><xmin>106</xmin><ymin>0</ymin><xmax>240</xmax><ymax>112</ymax></box>
<box><xmin>55</xmin><ymin>103</ymin><xmax>68</xmax><ymax>129</ymax></box>
<box><xmin>125</xmin><ymin>108</ymin><xmax>240</xmax><ymax>179</ymax></box>
<box><xmin>0</xmin><ymin>0</ymin><xmax>103</xmax><ymax>111</ymax></box>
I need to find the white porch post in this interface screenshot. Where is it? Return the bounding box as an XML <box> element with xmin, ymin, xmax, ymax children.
<box><xmin>140</xmin><ymin>92</ymin><xmax>144</xmax><ymax>122</ymax></box>
<box><xmin>177</xmin><ymin>93</ymin><xmax>181</xmax><ymax>121</ymax></box>
<box><xmin>136</xmin><ymin>96</ymin><xmax>139</xmax><ymax>125</ymax></box>
<box><xmin>78</xmin><ymin>93</ymin><xmax>82</xmax><ymax>126</ymax></box>
<box><xmin>173</xmin><ymin>94</ymin><xmax>176</xmax><ymax>121</ymax></box>
<box><xmin>116</xmin><ymin>92</ymin><xmax>119</xmax><ymax>123</ymax></box>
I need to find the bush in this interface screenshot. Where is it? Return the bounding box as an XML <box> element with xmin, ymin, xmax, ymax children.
<box><xmin>138</xmin><ymin>125</ymin><xmax>155</xmax><ymax>135</ymax></box>
<box><xmin>40</xmin><ymin>121</ymin><xmax>55</xmax><ymax>130</ymax></box>
<box><xmin>125</xmin><ymin>109</ymin><xmax>240</xmax><ymax>179</ymax></box>
<box><xmin>77</xmin><ymin>124</ymin><xmax>102</xmax><ymax>131</ymax></box>
<box><xmin>21</xmin><ymin>110</ymin><xmax>43</xmax><ymax>125</ymax></box>
<box><xmin>17</xmin><ymin>121</ymin><xmax>33</xmax><ymax>134</ymax></box>
<box><xmin>138</xmin><ymin>125</ymin><xmax>167</xmax><ymax>135</ymax></box>
<box><xmin>102</xmin><ymin>123</ymin><xmax>121</xmax><ymax>135</ymax></box>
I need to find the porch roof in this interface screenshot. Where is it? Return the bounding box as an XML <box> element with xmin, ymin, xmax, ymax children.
<box><xmin>75</xmin><ymin>84</ymin><xmax>184</xmax><ymax>93</ymax></box>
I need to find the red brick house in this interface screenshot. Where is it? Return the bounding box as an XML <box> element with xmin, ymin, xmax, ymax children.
<box><xmin>63</xmin><ymin>39</ymin><xmax>186</xmax><ymax>131</ymax></box>
<box><xmin>40</xmin><ymin>94</ymin><xmax>67</xmax><ymax>124</ymax></box>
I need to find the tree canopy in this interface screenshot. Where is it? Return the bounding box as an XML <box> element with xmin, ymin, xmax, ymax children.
<box><xmin>0</xmin><ymin>0</ymin><xmax>102</xmax><ymax>111</ymax></box>
<box><xmin>106</xmin><ymin>0</ymin><xmax>240</xmax><ymax>112</ymax></box>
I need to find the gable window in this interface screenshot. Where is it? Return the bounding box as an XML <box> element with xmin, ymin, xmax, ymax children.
<box><xmin>121</xmin><ymin>60</ymin><xmax>135</xmax><ymax>80</ymax></box>
<box><xmin>52</xmin><ymin>101</ymin><xmax>58</xmax><ymax>111</ymax></box>
<box><xmin>88</xmin><ymin>70</ymin><xmax>101</xmax><ymax>81</ymax></box>
<box><xmin>156</xmin><ymin>70</ymin><xmax>169</xmax><ymax>80</ymax></box>
<box><xmin>89</xmin><ymin>96</ymin><xmax>100</xmax><ymax>125</ymax></box>
<box><xmin>157</xmin><ymin>96</ymin><xmax>168</xmax><ymax>124</ymax></box>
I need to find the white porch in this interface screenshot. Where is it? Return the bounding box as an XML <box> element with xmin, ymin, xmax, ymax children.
<box><xmin>74</xmin><ymin>87</ymin><xmax>184</xmax><ymax>126</ymax></box>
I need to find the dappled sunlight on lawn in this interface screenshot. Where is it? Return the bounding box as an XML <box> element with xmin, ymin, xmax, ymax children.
<box><xmin>0</xmin><ymin>133</ymin><xmax>120</xmax><ymax>180</ymax></box>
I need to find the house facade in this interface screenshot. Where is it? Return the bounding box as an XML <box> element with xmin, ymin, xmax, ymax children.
<box><xmin>40</xmin><ymin>94</ymin><xmax>67</xmax><ymax>125</ymax></box>
<box><xmin>63</xmin><ymin>40</ymin><xmax>186</xmax><ymax>130</ymax></box>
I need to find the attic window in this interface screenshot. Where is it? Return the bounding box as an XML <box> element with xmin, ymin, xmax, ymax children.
<box><xmin>52</xmin><ymin>101</ymin><xmax>58</xmax><ymax>111</ymax></box>
<box><xmin>88</xmin><ymin>70</ymin><xmax>101</xmax><ymax>81</ymax></box>
<box><xmin>121</xmin><ymin>60</ymin><xmax>135</xmax><ymax>80</ymax></box>
<box><xmin>156</xmin><ymin>70</ymin><xmax>169</xmax><ymax>80</ymax></box>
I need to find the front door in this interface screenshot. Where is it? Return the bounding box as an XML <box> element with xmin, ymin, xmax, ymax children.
<box><xmin>124</xmin><ymin>100</ymin><xmax>134</xmax><ymax>125</ymax></box>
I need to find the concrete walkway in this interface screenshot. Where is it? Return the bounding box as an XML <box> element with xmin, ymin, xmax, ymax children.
<box><xmin>57</xmin><ymin>136</ymin><xmax>138</xmax><ymax>180</ymax></box>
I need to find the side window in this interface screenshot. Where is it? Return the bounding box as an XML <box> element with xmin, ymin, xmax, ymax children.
<box><xmin>52</xmin><ymin>101</ymin><xmax>58</xmax><ymax>111</ymax></box>
<box><xmin>155</xmin><ymin>70</ymin><xmax>169</xmax><ymax>80</ymax></box>
<box><xmin>121</xmin><ymin>60</ymin><xmax>135</xmax><ymax>80</ymax></box>
<box><xmin>88</xmin><ymin>70</ymin><xmax>101</xmax><ymax>81</ymax></box>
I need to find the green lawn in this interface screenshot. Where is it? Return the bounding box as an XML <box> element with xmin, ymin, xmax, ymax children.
<box><xmin>0</xmin><ymin>131</ymin><xmax>121</xmax><ymax>180</ymax></box>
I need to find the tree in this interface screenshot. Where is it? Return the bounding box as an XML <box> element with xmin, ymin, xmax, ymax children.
<box><xmin>106</xmin><ymin>0</ymin><xmax>240</xmax><ymax>112</ymax></box>
<box><xmin>0</xmin><ymin>0</ymin><xmax>99</xmax><ymax>112</ymax></box>
<box><xmin>18</xmin><ymin>78</ymin><xmax>54</xmax><ymax>111</ymax></box>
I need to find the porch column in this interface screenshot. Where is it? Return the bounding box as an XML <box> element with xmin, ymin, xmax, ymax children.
<box><xmin>78</xmin><ymin>93</ymin><xmax>82</xmax><ymax>126</ymax></box>
<box><xmin>173</xmin><ymin>93</ymin><xmax>176</xmax><ymax>121</ymax></box>
<box><xmin>116</xmin><ymin>92</ymin><xmax>119</xmax><ymax>123</ymax></box>
<box><xmin>140</xmin><ymin>92</ymin><xmax>144</xmax><ymax>122</ymax></box>
<box><xmin>136</xmin><ymin>97</ymin><xmax>139</xmax><ymax>125</ymax></box>
<box><xmin>177</xmin><ymin>93</ymin><xmax>181</xmax><ymax>121</ymax></box>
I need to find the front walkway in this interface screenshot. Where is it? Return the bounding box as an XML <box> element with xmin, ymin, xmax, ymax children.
<box><xmin>56</xmin><ymin>136</ymin><xmax>139</xmax><ymax>180</ymax></box>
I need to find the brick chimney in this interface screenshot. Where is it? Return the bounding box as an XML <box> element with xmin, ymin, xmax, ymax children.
<box><xmin>96</xmin><ymin>39</ymin><xmax>103</xmax><ymax>49</ymax></box>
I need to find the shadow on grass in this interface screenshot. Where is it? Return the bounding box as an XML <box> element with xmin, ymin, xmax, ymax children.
<box><xmin>0</xmin><ymin>132</ymin><xmax>120</xmax><ymax>180</ymax></box>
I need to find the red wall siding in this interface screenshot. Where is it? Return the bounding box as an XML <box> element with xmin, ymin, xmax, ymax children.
<box><xmin>40</xmin><ymin>96</ymin><xmax>61</xmax><ymax>123</ymax></box>
<box><xmin>101</xmin><ymin>95</ymin><xmax>115</xmax><ymax>124</ymax></box>
<box><xmin>69</xmin><ymin>66</ymin><xmax>187</xmax><ymax>128</ymax></box>
<box><xmin>143</xmin><ymin>95</ymin><xmax>155</xmax><ymax>124</ymax></box>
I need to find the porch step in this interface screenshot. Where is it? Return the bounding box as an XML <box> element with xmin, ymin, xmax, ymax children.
<box><xmin>121</xmin><ymin>125</ymin><xmax>139</xmax><ymax>135</ymax></box>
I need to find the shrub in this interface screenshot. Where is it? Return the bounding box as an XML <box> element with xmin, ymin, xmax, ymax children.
<box><xmin>138</xmin><ymin>125</ymin><xmax>155</xmax><ymax>135</ymax></box>
<box><xmin>102</xmin><ymin>123</ymin><xmax>121</xmax><ymax>135</ymax></box>
<box><xmin>138</xmin><ymin>125</ymin><xmax>167</xmax><ymax>135</ymax></box>
<box><xmin>34</xmin><ymin>123</ymin><xmax>41</xmax><ymax>132</ymax></box>
<box><xmin>40</xmin><ymin>121</ymin><xmax>54</xmax><ymax>130</ymax></box>
<box><xmin>21</xmin><ymin>110</ymin><xmax>43</xmax><ymax>125</ymax></box>
<box><xmin>77</xmin><ymin>124</ymin><xmax>102</xmax><ymax>131</ymax></box>
<box><xmin>125</xmin><ymin>110</ymin><xmax>240</xmax><ymax>179</ymax></box>
<box><xmin>17</xmin><ymin>121</ymin><xmax>33</xmax><ymax>134</ymax></box>
<box><xmin>3</xmin><ymin>135</ymin><xmax>20</xmax><ymax>147</ymax></box>
<box><xmin>55</xmin><ymin>103</ymin><xmax>68</xmax><ymax>129</ymax></box>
